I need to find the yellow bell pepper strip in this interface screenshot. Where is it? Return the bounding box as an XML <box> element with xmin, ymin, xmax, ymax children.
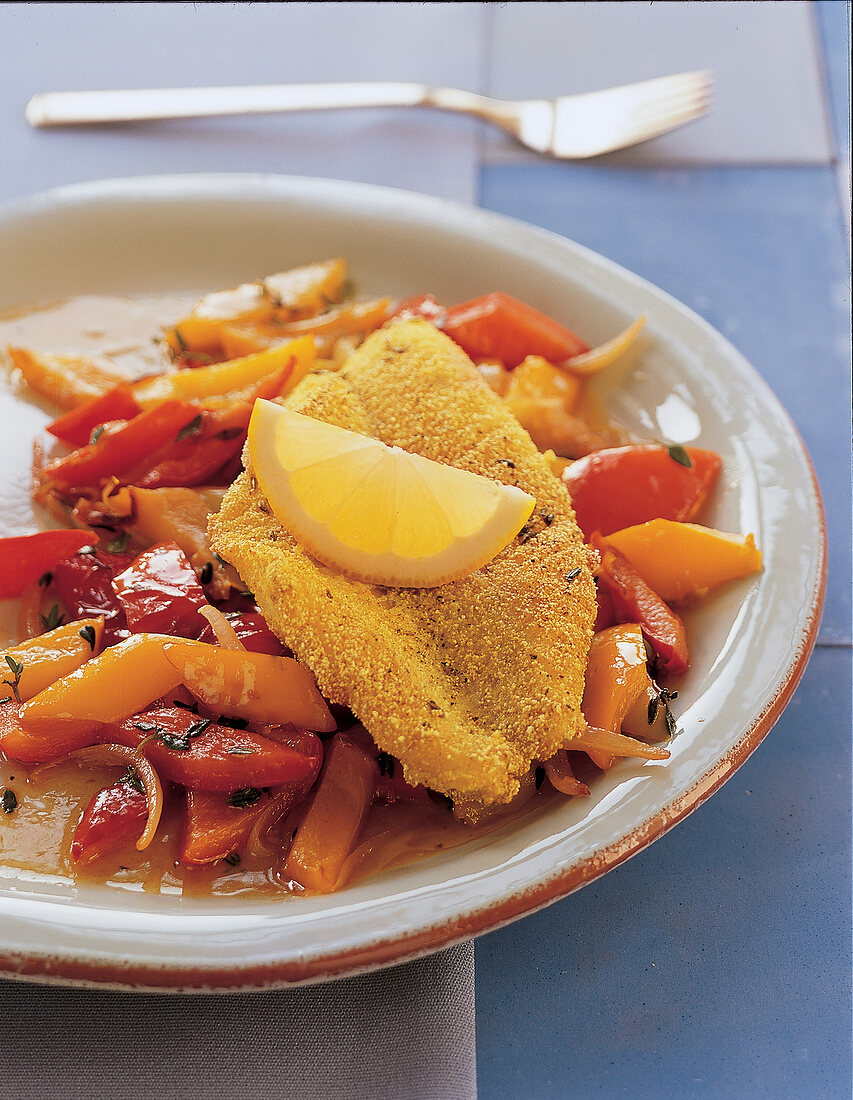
<box><xmin>18</xmin><ymin>633</ymin><xmax>185</xmax><ymax>738</ymax></box>
<box><xmin>581</xmin><ymin>623</ymin><xmax>659</xmax><ymax>770</ymax></box>
<box><xmin>165</xmin><ymin>259</ymin><xmax>348</xmax><ymax>355</ymax></box>
<box><xmin>282</xmin><ymin>733</ymin><xmax>378</xmax><ymax>893</ymax></box>
<box><xmin>504</xmin><ymin>354</ymin><xmax>584</xmax><ymax>411</ymax></box>
<box><xmin>1</xmin><ymin>617</ymin><xmax>104</xmax><ymax>703</ymax></box>
<box><xmin>161</xmin><ymin>640</ymin><xmax>335</xmax><ymax>732</ymax></box>
<box><xmin>219</xmin><ymin>298</ymin><xmax>392</xmax><ymax>359</ymax></box>
<box><xmin>261</xmin><ymin>258</ymin><xmax>348</xmax><ymax>316</ymax></box>
<box><xmin>132</xmin><ymin>337</ymin><xmax>316</xmax><ymax>409</ymax></box>
<box><xmin>0</xmin><ymin>529</ymin><xmax>100</xmax><ymax>598</ymax></box>
<box><xmin>7</xmin><ymin>347</ymin><xmax>133</xmax><ymax>409</ymax></box>
<box><xmin>605</xmin><ymin>518</ymin><xmax>763</xmax><ymax>604</ymax></box>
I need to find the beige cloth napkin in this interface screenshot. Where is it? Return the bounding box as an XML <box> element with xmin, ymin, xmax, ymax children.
<box><xmin>0</xmin><ymin>942</ymin><xmax>477</xmax><ymax>1099</ymax></box>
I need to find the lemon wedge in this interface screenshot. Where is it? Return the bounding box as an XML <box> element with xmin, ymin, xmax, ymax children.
<box><xmin>247</xmin><ymin>399</ymin><xmax>536</xmax><ymax>587</ymax></box>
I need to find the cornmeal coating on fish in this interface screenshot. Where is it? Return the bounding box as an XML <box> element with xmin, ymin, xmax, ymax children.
<box><xmin>210</xmin><ymin>320</ymin><xmax>596</xmax><ymax>808</ymax></box>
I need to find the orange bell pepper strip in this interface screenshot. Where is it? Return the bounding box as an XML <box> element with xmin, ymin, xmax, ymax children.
<box><xmin>443</xmin><ymin>291</ymin><xmax>589</xmax><ymax>368</ymax></box>
<box><xmin>605</xmin><ymin>518</ymin><xmax>763</xmax><ymax>604</ymax></box>
<box><xmin>0</xmin><ymin>703</ymin><xmax>99</xmax><ymax>764</ymax></box>
<box><xmin>162</xmin><ymin>640</ymin><xmax>335</xmax><ymax>732</ymax></box>
<box><xmin>7</xmin><ymin>347</ymin><xmax>132</xmax><ymax>409</ymax></box>
<box><xmin>46</xmin><ymin>384</ymin><xmax>142</xmax><ymax>448</ymax></box>
<box><xmin>591</xmin><ymin>534</ymin><xmax>689</xmax><ymax>677</ymax></box>
<box><xmin>181</xmin><ymin>786</ymin><xmax>277</xmax><ymax>865</ymax></box>
<box><xmin>282</xmin><ymin>733</ymin><xmax>378</xmax><ymax>893</ymax></box>
<box><xmin>1</xmin><ymin>617</ymin><xmax>104</xmax><ymax>703</ymax></box>
<box><xmin>581</xmin><ymin>623</ymin><xmax>655</xmax><ymax>769</ymax></box>
<box><xmin>0</xmin><ymin>530</ymin><xmax>100</xmax><ymax>597</ymax></box>
<box><xmin>562</xmin><ymin>444</ymin><xmax>722</xmax><ymax>539</ymax></box>
<box><xmin>43</xmin><ymin>400</ymin><xmax>201</xmax><ymax>491</ymax></box>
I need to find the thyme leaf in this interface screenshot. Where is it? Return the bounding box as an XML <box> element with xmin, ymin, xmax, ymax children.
<box><xmin>376</xmin><ymin>751</ymin><xmax>395</xmax><ymax>778</ymax></box>
<box><xmin>1</xmin><ymin>789</ymin><xmax>18</xmax><ymax>814</ymax></box>
<box><xmin>666</xmin><ymin>443</ymin><xmax>693</xmax><ymax>468</ymax></box>
<box><xmin>227</xmin><ymin>787</ymin><xmax>262</xmax><ymax>809</ymax></box>
<box><xmin>79</xmin><ymin>624</ymin><xmax>97</xmax><ymax>652</ymax></box>
<box><xmin>2</xmin><ymin>655</ymin><xmax>24</xmax><ymax>704</ymax></box>
<box><xmin>40</xmin><ymin>605</ymin><xmax>64</xmax><ymax>632</ymax></box>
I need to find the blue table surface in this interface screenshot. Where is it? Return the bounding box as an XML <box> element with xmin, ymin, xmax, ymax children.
<box><xmin>475</xmin><ymin>5</ymin><xmax>852</xmax><ymax>1096</ymax></box>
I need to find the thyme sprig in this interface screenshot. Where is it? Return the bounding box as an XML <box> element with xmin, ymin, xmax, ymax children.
<box><xmin>2</xmin><ymin>655</ymin><xmax>24</xmax><ymax>704</ymax></box>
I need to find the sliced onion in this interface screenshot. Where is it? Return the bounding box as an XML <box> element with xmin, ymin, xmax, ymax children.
<box><xmin>197</xmin><ymin>604</ymin><xmax>245</xmax><ymax>651</ymax></box>
<box><xmin>16</xmin><ymin>580</ymin><xmax>47</xmax><ymax>641</ymax></box>
<box><xmin>573</xmin><ymin>723</ymin><xmax>670</xmax><ymax>761</ymax></box>
<box><xmin>48</xmin><ymin>743</ymin><xmax>165</xmax><ymax>851</ymax></box>
<box><xmin>543</xmin><ymin>750</ymin><xmax>590</xmax><ymax>797</ymax></box>
<box><xmin>245</xmin><ymin>786</ymin><xmax>305</xmax><ymax>858</ymax></box>
<box><xmin>559</xmin><ymin>315</ymin><xmax>646</xmax><ymax>377</ymax></box>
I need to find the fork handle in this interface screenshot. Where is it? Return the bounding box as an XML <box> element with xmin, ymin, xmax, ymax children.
<box><xmin>25</xmin><ymin>82</ymin><xmax>512</xmax><ymax>128</ymax></box>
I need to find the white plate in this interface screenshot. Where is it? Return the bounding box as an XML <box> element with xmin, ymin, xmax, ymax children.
<box><xmin>0</xmin><ymin>175</ymin><xmax>825</xmax><ymax>991</ymax></box>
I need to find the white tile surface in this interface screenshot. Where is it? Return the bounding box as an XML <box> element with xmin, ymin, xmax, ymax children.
<box><xmin>484</xmin><ymin>0</ymin><xmax>834</xmax><ymax>165</ymax></box>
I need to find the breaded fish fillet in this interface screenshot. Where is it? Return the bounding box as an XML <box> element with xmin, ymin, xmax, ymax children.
<box><xmin>210</xmin><ymin>320</ymin><xmax>596</xmax><ymax>807</ymax></box>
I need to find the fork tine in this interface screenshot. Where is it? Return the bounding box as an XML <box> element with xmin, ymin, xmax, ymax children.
<box><xmin>551</xmin><ymin>70</ymin><xmax>713</xmax><ymax>158</ymax></box>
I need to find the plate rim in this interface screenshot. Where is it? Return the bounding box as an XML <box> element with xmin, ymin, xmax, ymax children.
<box><xmin>0</xmin><ymin>173</ymin><xmax>827</xmax><ymax>992</ymax></box>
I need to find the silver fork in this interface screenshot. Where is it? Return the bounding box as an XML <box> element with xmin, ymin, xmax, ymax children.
<box><xmin>25</xmin><ymin>72</ymin><xmax>712</xmax><ymax>158</ymax></box>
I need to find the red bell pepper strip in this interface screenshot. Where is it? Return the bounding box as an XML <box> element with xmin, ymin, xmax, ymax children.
<box><xmin>43</xmin><ymin>400</ymin><xmax>201</xmax><ymax>491</ymax></box>
<box><xmin>112</xmin><ymin>541</ymin><xmax>208</xmax><ymax>639</ymax></box>
<box><xmin>51</xmin><ymin>546</ymin><xmax>135</xmax><ymax>645</ymax></box>
<box><xmin>71</xmin><ymin>778</ymin><xmax>149</xmax><ymax>864</ymax></box>
<box><xmin>443</xmin><ymin>291</ymin><xmax>589</xmax><ymax>368</ymax></box>
<box><xmin>197</xmin><ymin>611</ymin><xmax>289</xmax><ymax>656</ymax></box>
<box><xmin>128</xmin><ymin>405</ymin><xmax>249</xmax><ymax>489</ymax></box>
<box><xmin>46</xmin><ymin>384</ymin><xmax>142</xmax><ymax>448</ymax></box>
<box><xmin>562</xmin><ymin>444</ymin><xmax>722</xmax><ymax>539</ymax></box>
<box><xmin>99</xmin><ymin>706</ymin><xmax>321</xmax><ymax>791</ymax></box>
<box><xmin>591</xmin><ymin>533</ymin><xmax>689</xmax><ymax>676</ymax></box>
<box><xmin>180</xmin><ymin>731</ymin><xmax>322</xmax><ymax>864</ymax></box>
<box><xmin>0</xmin><ymin>530</ymin><xmax>100</xmax><ymax>598</ymax></box>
